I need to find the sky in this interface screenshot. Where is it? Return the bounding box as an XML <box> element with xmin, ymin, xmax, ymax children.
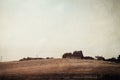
<box><xmin>0</xmin><ymin>0</ymin><xmax>120</xmax><ymax>61</ymax></box>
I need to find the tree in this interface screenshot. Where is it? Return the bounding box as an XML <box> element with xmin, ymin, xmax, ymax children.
<box><xmin>117</xmin><ymin>55</ymin><xmax>120</xmax><ymax>60</ymax></box>
<box><xmin>62</xmin><ymin>53</ymin><xmax>73</xmax><ymax>58</ymax></box>
<box><xmin>117</xmin><ymin>55</ymin><xmax>120</xmax><ymax>62</ymax></box>
<box><xmin>73</xmin><ymin>50</ymin><xmax>84</xmax><ymax>59</ymax></box>
<box><xmin>95</xmin><ymin>56</ymin><xmax>105</xmax><ymax>61</ymax></box>
<box><xmin>83</xmin><ymin>56</ymin><xmax>94</xmax><ymax>60</ymax></box>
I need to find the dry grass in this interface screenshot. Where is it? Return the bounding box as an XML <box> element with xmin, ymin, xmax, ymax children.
<box><xmin>0</xmin><ymin>59</ymin><xmax>120</xmax><ymax>76</ymax></box>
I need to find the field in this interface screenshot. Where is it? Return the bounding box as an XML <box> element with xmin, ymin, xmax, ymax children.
<box><xmin>0</xmin><ymin>59</ymin><xmax>120</xmax><ymax>80</ymax></box>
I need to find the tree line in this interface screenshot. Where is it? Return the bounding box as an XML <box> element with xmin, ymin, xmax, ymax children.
<box><xmin>62</xmin><ymin>50</ymin><xmax>120</xmax><ymax>63</ymax></box>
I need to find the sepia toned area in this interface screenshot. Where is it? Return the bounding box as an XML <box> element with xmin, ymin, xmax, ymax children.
<box><xmin>0</xmin><ymin>0</ymin><xmax>120</xmax><ymax>80</ymax></box>
<box><xmin>0</xmin><ymin>51</ymin><xmax>120</xmax><ymax>80</ymax></box>
<box><xmin>0</xmin><ymin>59</ymin><xmax>120</xmax><ymax>80</ymax></box>
<box><xmin>0</xmin><ymin>0</ymin><xmax>120</xmax><ymax>61</ymax></box>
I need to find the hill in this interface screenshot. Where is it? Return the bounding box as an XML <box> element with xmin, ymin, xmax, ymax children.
<box><xmin>0</xmin><ymin>59</ymin><xmax>120</xmax><ymax>80</ymax></box>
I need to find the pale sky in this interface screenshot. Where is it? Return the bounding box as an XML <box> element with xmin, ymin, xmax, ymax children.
<box><xmin>0</xmin><ymin>0</ymin><xmax>120</xmax><ymax>61</ymax></box>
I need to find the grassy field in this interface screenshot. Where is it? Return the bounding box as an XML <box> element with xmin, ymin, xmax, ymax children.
<box><xmin>0</xmin><ymin>59</ymin><xmax>120</xmax><ymax>80</ymax></box>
